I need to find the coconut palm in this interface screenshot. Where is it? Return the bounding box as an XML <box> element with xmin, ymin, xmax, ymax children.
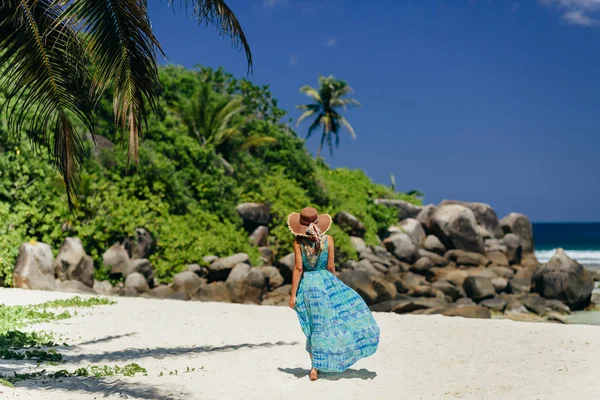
<box><xmin>0</xmin><ymin>0</ymin><xmax>251</xmax><ymax>206</ymax></box>
<box><xmin>296</xmin><ymin>75</ymin><xmax>360</xmax><ymax>157</ymax></box>
<box><xmin>185</xmin><ymin>84</ymin><xmax>276</xmax><ymax>174</ymax></box>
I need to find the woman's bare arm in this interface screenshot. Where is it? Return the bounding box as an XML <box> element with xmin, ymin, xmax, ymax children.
<box><xmin>326</xmin><ymin>235</ymin><xmax>336</xmax><ymax>274</ymax></box>
<box><xmin>289</xmin><ymin>239</ymin><xmax>303</xmax><ymax>308</ymax></box>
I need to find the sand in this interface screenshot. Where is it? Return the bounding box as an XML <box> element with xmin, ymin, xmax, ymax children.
<box><xmin>0</xmin><ymin>288</ymin><xmax>599</xmax><ymax>400</ymax></box>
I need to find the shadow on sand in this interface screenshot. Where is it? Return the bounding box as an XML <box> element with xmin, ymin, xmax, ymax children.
<box><xmin>77</xmin><ymin>332</ymin><xmax>137</xmax><ymax>346</ymax></box>
<box><xmin>14</xmin><ymin>376</ymin><xmax>179</xmax><ymax>400</ymax></box>
<box><xmin>63</xmin><ymin>340</ymin><xmax>300</xmax><ymax>363</ymax></box>
<box><xmin>278</xmin><ymin>367</ymin><xmax>377</xmax><ymax>381</ymax></box>
<box><xmin>2</xmin><ymin>337</ymin><xmax>299</xmax><ymax>399</ymax></box>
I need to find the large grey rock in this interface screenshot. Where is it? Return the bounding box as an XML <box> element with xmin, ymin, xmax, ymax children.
<box><xmin>236</xmin><ymin>203</ymin><xmax>271</xmax><ymax>231</ymax></box>
<box><xmin>275</xmin><ymin>253</ymin><xmax>295</xmax><ymax>283</ymax></box>
<box><xmin>418</xmin><ymin>249</ymin><xmax>449</xmax><ymax>267</ymax></box>
<box><xmin>491</xmin><ymin>277</ymin><xmax>508</xmax><ymax>293</ymax></box>
<box><xmin>463</xmin><ymin>276</ymin><xmax>496</xmax><ymax>301</ymax></box>
<box><xmin>262</xmin><ymin>284</ymin><xmax>291</xmax><ymax>306</ymax></box>
<box><xmin>412</xmin><ymin>257</ymin><xmax>434</xmax><ymax>273</ymax></box>
<box><xmin>260</xmin><ymin>266</ymin><xmax>284</xmax><ymax>289</ymax></box>
<box><xmin>490</xmin><ymin>265</ymin><xmax>514</xmax><ymax>279</ymax></box>
<box><xmin>486</xmin><ymin>250</ymin><xmax>509</xmax><ymax>267</ymax></box>
<box><xmin>500</xmin><ymin>213</ymin><xmax>534</xmax><ymax>254</ymax></box>
<box><xmin>209</xmin><ymin>253</ymin><xmax>250</xmax><ymax>282</ymax></box>
<box><xmin>13</xmin><ymin>242</ymin><xmax>57</xmax><ymax>291</ymax></box>
<box><xmin>372</xmin><ymin>277</ymin><xmax>398</xmax><ymax>302</ymax></box>
<box><xmin>424</xmin><ymin>235</ymin><xmax>445</xmax><ymax>255</ymax></box>
<box><xmin>468</xmin><ymin>267</ymin><xmax>499</xmax><ymax>280</ymax></box>
<box><xmin>147</xmin><ymin>285</ymin><xmax>176</xmax><ymax>299</ymax></box>
<box><xmin>440</xmin><ymin>305</ymin><xmax>491</xmax><ymax>319</ymax></box>
<box><xmin>124</xmin><ymin>258</ymin><xmax>155</xmax><ymax>286</ymax></box>
<box><xmin>359</xmin><ymin>252</ymin><xmax>391</xmax><ymax>268</ymax></box>
<box><xmin>125</xmin><ymin>272</ymin><xmax>149</xmax><ymax>293</ymax></box>
<box><xmin>203</xmin><ymin>255</ymin><xmax>219</xmax><ymax>264</ymax></box>
<box><xmin>67</xmin><ymin>255</ymin><xmax>95</xmax><ymax>288</ymax></box>
<box><xmin>354</xmin><ymin>259</ymin><xmax>384</xmax><ymax>277</ymax></box>
<box><xmin>430</xmin><ymin>204</ymin><xmax>485</xmax><ymax>253</ymax></box>
<box><xmin>374</xmin><ymin>199</ymin><xmax>422</xmax><ymax>221</ymax></box>
<box><xmin>480</xmin><ymin>296</ymin><xmax>507</xmax><ymax>312</ymax></box>
<box><xmin>370</xmin><ymin>297</ymin><xmax>447</xmax><ymax>314</ymax></box>
<box><xmin>508</xmin><ymin>277</ymin><xmax>532</xmax><ymax>294</ymax></box>
<box><xmin>123</xmin><ymin>227</ymin><xmax>155</xmax><ymax>259</ymax></box>
<box><xmin>172</xmin><ymin>271</ymin><xmax>204</xmax><ymax>297</ymax></box>
<box><xmin>445</xmin><ymin>250</ymin><xmax>490</xmax><ymax>267</ymax></box>
<box><xmin>545</xmin><ymin>299</ymin><xmax>571</xmax><ymax>314</ymax></box>
<box><xmin>54</xmin><ymin>238</ymin><xmax>86</xmax><ymax>281</ymax></box>
<box><xmin>501</xmin><ymin>234</ymin><xmax>522</xmax><ymax>265</ymax></box>
<box><xmin>226</xmin><ymin>264</ymin><xmax>266</xmax><ymax>304</ymax></box>
<box><xmin>416</xmin><ymin>204</ymin><xmax>436</xmax><ymax>232</ymax></box>
<box><xmin>432</xmin><ymin>280</ymin><xmax>463</xmax><ymax>301</ymax></box>
<box><xmin>350</xmin><ymin>237</ymin><xmax>368</xmax><ymax>254</ymax></box>
<box><xmin>249</xmin><ymin>226</ymin><xmax>269</xmax><ymax>247</ymax></box>
<box><xmin>333</xmin><ymin>212</ymin><xmax>366</xmax><ymax>238</ymax></box>
<box><xmin>258</xmin><ymin>247</ymin><xmax>274</xmax><ymax>266</ymax></box>
<box><xmin>520</xmin><ymin>295</ymin><xmax>547</xmax><ymax>316</ymax></box>
<box><xmin>93</xmin><ymin>280</ymin><xmax>113</xmax><ymax>295</ymax></box>
<box><xmin>191</xmin><ymin>282</ymin><xmax>232</xmax><ymax>303</ymax></box>
<box><xmin>383</xmin><ymin>233</ymin><xmax>418</xmax><ymax>263</ymax></box>
<box><xmin>58</xmin><ymin>280</ymin><xmax>96</xmax><ymax>294</ymax></box>
<box><xmin>187</xmin><ymin>264</ymin><xmax>208</xmax><ymax>278</ymax></box>
<box><xmin>398</xmin><ymin>272</ymin><xmax>428</xmax><ymax>292</ymax></box>
<box><xmin>533</xmin><ymin>248</ymin><xmax>594</xmax><ymax>310</ymax></box>
<box><xmin>338</xmin><ymin>270</ymin><xmax>377</xmax><ymax>305</ymax></box>
<box><xmin>440</xmin><ymin>200</ymin><xmax>503</xmax><ymax>239</ymax></box>
<box><xmin>103</xmin><ymin>243</ymin><xmax>131</xmax><ymax>278</ymax></box>
<box><xmin>399</xmin><ymin>218</ymin><xmax>426</xmax><ymax>247</ymax></box>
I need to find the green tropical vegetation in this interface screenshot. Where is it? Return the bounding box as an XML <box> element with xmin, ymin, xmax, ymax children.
<box><xmin>0</xmin><ymin>0</ymin><xmax>251</xmax><ymax>205</ymax></box>
<box><xmin>296</xmin><ymin>75</ymin><xmax>360</xmax><ymax>157</ymax></box>
<box><xmin>0</xmin><ymin>65</ymin><xmax>420</xmax><ymax>286</ymax></box>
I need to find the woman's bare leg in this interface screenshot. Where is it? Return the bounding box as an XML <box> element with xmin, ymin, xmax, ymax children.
<box><xmin>309</xmin><ymin>353</ymin><xmax>318</xmax><ymax>381</ymax></box>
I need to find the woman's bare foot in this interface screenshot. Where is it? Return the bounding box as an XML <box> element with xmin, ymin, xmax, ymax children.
<box><xmin>309</xmin><ymin>368</ymin><xmax>318</xmax><ymax>381</ymax></box>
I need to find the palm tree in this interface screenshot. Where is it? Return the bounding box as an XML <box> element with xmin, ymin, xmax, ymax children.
<box><xmin>185</xmin><ymin>84</ymin><xmax>276</xmax><ymax>174</ymax></box>
<box><xmin>296</xmin><ymin>75</ymin><xmax>360</xmax><ymax>157</ymax></box>
<box><xmin>0</xmin><ymin>0</ymin><xmax>251</xmax><ymax>207</ymax></box>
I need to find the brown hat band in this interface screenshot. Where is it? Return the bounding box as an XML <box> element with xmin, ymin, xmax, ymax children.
<box><xmin>300</xmin><ymin>216</ymin><xmax>319</xmax><ymax>226</ymax></box>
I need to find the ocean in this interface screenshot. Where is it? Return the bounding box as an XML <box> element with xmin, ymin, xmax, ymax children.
<box><xmin>533</xmin><ymin>222</ymin><xmax>600</xmax><ymax>271</ymax></box>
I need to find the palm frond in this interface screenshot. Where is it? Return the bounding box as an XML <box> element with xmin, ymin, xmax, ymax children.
<box><xmin>166</xmin><ymin>0</ymin><xmax>252</xmax><ymax>72</ymax></box>
<box><xmin>330</xmin><ymin>97</ymin><xmax>361</xmax><ymax>110</ymax></box>
<box><xmin>338</xmin><ymin>115</ymin><xmax>356</xmax><ymax>139</ymax></box>
<box><xmin>0</xmin><ymin>0</ymin><xmax>95</xmax><ymax>208</ymax></box>
<box><xmin>299</xmin><ymin>85</ymin><xmax>321</xmax><ymax>102</ymax></box>
<box><xmin>239</xmin><ymin>135</ymin><xmax>276</xmax><ymax>150</ymax></box>
<box><xmin>295</xmin><ymin>109</ymin><xmax>316</xmax><ymax>127</ymax></box>
<box><xmin>306</xmin><ymin>113</ymin><xmax>322</xmax><ymax>140</ymax></box>
<box><xmin>63</xmin><ymin>0</ymin><xmax>164</xmax><ymax>164</ymax></box>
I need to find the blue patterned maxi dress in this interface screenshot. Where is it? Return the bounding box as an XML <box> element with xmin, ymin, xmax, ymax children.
<box><xmin>294</xmin><ymin>237</ymin><xmax>380</xmax><ymax>372</ymax></box>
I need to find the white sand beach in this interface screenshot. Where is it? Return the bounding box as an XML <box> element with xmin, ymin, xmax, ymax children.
<box><xmin>1</xmin><ymin>288</ymin><xmax>599</xmax><ymax>400</ymax></box>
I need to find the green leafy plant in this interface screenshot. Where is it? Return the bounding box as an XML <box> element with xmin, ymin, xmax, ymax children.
<box><xmin>0</xmin><ymin>0</ymin><xmax>252</xmax><ymax>204</ymax></box>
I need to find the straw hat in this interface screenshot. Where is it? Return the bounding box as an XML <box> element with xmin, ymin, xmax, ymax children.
<box><xmin>287</xmin><ymin>207</ymin><xmax>332</xmax><ymax>236</ymax></box>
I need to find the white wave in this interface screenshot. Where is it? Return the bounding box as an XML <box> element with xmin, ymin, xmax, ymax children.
<box><xmin>535</xmin><ymin>249</ymin><xmax>600</xmax><ymax>265</ymax></box>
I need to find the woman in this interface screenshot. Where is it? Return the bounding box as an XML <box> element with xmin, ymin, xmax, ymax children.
<box><xmin>288</xmin><ymin>207</ymin><xmax>380</xmax><ymax>381</ymax></box>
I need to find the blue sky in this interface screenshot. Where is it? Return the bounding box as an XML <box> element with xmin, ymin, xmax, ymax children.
<box><xmin>147</xmin><ymin>0</ymin><xmax>600</xmax><ymax>222</ymax></box>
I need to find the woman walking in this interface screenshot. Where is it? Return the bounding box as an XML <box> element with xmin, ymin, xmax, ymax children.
<box><xmin>288</xmin><ymin>207</ymin><xmax>380</xmax><ymax>381</ymax></box>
